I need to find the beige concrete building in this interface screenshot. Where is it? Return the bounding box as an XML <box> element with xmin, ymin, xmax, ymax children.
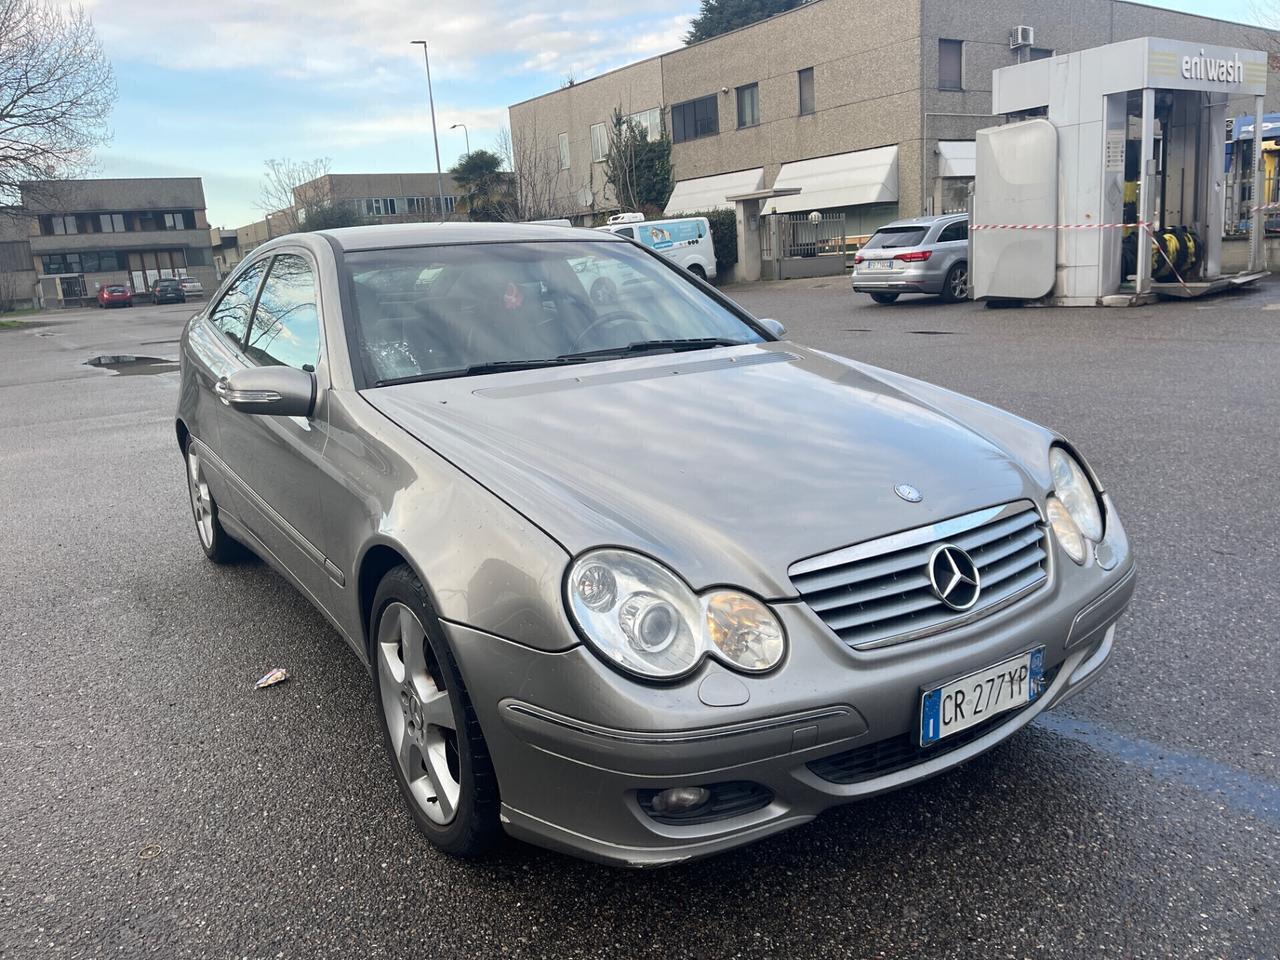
<box><xmin>509</xmin><ymin>0</ymin><xmax>1279</xmax><ymax>237</ymax></box>
<box><xmin>21</xmin><ymin>178</ymin><xmax>218</xmax><ymax>305</ymax></box>
<box><xmin>0</xmin><ymin>210</ymin><xmax>38</xmax><ymax>310</ymax></box>
<box><xmin>301</xmin><ymin>172</ymin><xmax>461</xmax><ymax>222</ymax></box>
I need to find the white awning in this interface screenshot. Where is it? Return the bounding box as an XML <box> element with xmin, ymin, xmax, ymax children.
<box><xmin>766</xmin><ymin>146</ymin><xmax>898</xmax><ymax>214</ymax></box>
<box><xmin>664</xmin><ymin>168</ymin><xmax>764</xmax><ymax>215</ymax></box>
<box><xmin>938</xmin><ymin>140</ymin><xmax>976</xmax><ymax>179</ymax></box>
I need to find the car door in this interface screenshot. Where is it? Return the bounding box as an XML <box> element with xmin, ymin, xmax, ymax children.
<box><xmin>184</xmin><ymin>257</ymin><xmax>271</xmax><ymax>520</ymax></box>
<box><xmin>934</xmin><ymin>218</ymin><xmax>969</xmax><ymax>273</ymax></box>
<box><xmin>215</xmin><ymin>250</ymin><xmax>337</xmax><ymax>615</ymax></box>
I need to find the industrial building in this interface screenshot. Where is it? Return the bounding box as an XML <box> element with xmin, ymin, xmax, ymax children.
<box><xmin>508</xmin><ymin>0</ymin><xmax>1280</xmax><ymax>244</ymax></box>
<box><xmin>19</xmin><ymin>178</ymin><xmax>218</xmax><ymax>307</ymax></box>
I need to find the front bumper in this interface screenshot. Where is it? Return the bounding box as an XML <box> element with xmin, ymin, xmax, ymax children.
<box><xmin>445</xmin><ymin>506</ymin><xmax>1135</xmax><ymax>868</ymax></box>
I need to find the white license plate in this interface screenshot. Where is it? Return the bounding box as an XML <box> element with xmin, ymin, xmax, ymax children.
<box><xmin>919</xmin><ymin>647</ymin><xmax>1045</xmax><ymax>746</ymax></box>
<box><xmin>864</xmin><ymin>260</ymin><xmax>894</xmax><ymax>271</ymax></box>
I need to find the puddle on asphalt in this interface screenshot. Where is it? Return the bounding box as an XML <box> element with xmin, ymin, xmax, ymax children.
<box><xmin>84</xmin><ymin>355</ymin><xmax>179</xmax><ymax>376</ymax></box>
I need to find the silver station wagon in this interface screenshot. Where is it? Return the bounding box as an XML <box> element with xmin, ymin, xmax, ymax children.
<box><xmin>852</xmin><ymin>214</ymin><xmax>970</xmax><ymax>304</ymax></box>
<box><xmin>177</xmin><ymin>223</ymin><xmax>1135</xmax><ymax>867</ymax></box>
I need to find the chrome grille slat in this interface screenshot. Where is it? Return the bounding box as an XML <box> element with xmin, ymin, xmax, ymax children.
<box><xmin>790</xmin><ymin>501</ymin><xmax>1049</xmax><ymax>650</ymax></box>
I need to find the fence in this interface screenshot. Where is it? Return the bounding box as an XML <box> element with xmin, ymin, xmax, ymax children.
<box><xmin>760</xmin><ymin>212</ymin><xmax>848</xmax><ymax>259</ymax></box>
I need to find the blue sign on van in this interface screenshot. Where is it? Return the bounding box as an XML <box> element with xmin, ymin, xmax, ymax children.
<box><xmin>637</xmin><ymin>220</ymin><xmax>700</xmax><ymax>251</ymax></box>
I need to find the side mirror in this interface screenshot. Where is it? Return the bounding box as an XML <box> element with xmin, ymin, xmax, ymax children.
<box><xmin>759</xmin><ymin>318</ymin><xmax>787</xmax><ymax>339</ymax></box>
<box><xmin>218</xmin><ymin>366</ymin><xmax>316</xmax><ymax>418</ymax></box>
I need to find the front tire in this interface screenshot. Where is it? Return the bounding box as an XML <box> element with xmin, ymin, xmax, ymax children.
<box><xmin>371</xmin><ymin>565</ymin><xmax>501</xmax><ymax>858</ymax></box>
<box><xmin>869</xmin><ymin>292</ymin><xmax>899</xmax><ymax>304</ymax></box>
<box><xmin>689</xmin><ymin>264</ymin><xmax>707</xmax><ymax>281</ymax></box>
<box><xmin>185</xmin><ymin>441</ymin><xmax>243</xmax><ymax>563</ymax></box>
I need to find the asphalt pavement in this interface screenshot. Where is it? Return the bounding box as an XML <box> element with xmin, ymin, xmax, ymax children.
<box><xmin>1</xmin><ymin>282</ymin><xmax>1277</xmax><ymax>959</ymax></box>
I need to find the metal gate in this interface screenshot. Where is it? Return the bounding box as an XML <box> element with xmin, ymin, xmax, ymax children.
<box><xmin>761</xmin><ymin>212</ymin><xmax>848</xmax><ymax>279</ymax></box>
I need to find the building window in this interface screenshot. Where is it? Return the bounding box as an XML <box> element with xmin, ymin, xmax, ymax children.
<box><xmin>736</xmin><ymin>84</ymin><xmax>759</xmax><ymax>128</ymax></box>
<box><xmin>163</xmin><ymin>212</ymin><xmax>188</xmax><ymax>230</ymax></box>
<box><xmin>940</xmin><ymin>179</ymin><xmax>973</xmax><ymax>215</ymax></box>
<box><xmin>41</xmin><ymin>253</ymin><xmax>81</xmax><ymax>274</ymax></box>
<box><xmin>99</xmin><ymin>213</ymin><xmax>126</xmax><ymax>233</ymax></box>
<box><xmin>361</xmin><ymin>197</ymin><xmax>398</xmax><ymax>216</ymax></box>
<box><xmin>406</xmin><ymin>196</ymin><xmax>427</xmax><ymax>214</ymax></box>
<box><xmin>558</xmin><ymin>132</ymin><xmax>570</xmax><ymax>170</ymax></box>
<box><xmin>939</xmin><ymin>39</ymin><xmax>963</xmax><ymax>90</ymax></box>
<box><xmin>429</xmin><ymin>195</ymin><xmax>456</xmax><ymax>216</ymax></box>
<box><xmin>50</xmin><ymin>215</ymin><xmax>77</xmax><ymax>235</ymax></box>
<box><xmin>671</xmin><ymin>95</ymin><xmax>718</xmax><ymax>144</ymax></box>
<box><xmin>625</xmin><ymin>107</ymin><xmax>662</xmax><ymax>141</ymax></box>
<box><xmin>798</xmin><ymin>67</ymin><xmax>815</xmax><ymax>116</ymax></box>
<box><xmin>591</xmin><ymin>122</ymin><xmax>608</xmax><ymax>162</ymax></box>
<box><xmin>1029</xmin><ymin>47</ymin><xmax>1054</xmax><ymax>61</ymax></box>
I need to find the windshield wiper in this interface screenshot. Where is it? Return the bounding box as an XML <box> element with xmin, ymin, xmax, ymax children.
<box><xmin>374</xmin><ymin>357</ymin><xmax>591</xmax><ymax>386</ymax></box>
<box><xmin>558</xmin><ymin>337</ymin><xmax>747</xmax><ymax>360</ymax></box>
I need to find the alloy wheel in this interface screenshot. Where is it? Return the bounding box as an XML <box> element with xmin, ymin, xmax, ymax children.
<box><xmin>377</xmin><ymin>602</ymin><xmax>461</xmax><ymax>824</ymax></box>
<box><xmin>187</xmin><ymin>448</ymin><xmax>214</xmax><ymax>548</ymax></box>
<box><xmin>950</xmin><ymin>265</ymin><xmax>969</xmax><ymax>300</ymax></box>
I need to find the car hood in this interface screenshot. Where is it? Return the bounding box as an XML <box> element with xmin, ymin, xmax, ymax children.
<box><xmin>361</xmin><ymin>343</ymin><xmax>1053</xmax><ymax>598</ymax></box>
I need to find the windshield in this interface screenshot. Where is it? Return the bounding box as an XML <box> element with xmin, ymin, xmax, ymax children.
<box><xmin>344</xmin><ymin>240</ymin><xmax>763</xmax><ymax>385</ymax></box>
<box><xmin>864</xmin><ymin>226</ymin><xmax>929</xmax><ymax>249</ymax></box>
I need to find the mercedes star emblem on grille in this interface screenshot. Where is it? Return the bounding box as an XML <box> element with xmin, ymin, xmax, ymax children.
<box><xmin>927</xmin><ymin>544</ymin><xmax>981</xmax><ymax>611</ymax></box>
<box><xmin>894</xmin><ymin>483</ymin><xmax>922</xmax><ymax>502</ymax></box>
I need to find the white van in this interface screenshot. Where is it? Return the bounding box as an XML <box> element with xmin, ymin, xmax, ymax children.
<box><xmin>596</xmin><ymin>214</ymin><xmax>717</xmax><ymax>281</ymax></box>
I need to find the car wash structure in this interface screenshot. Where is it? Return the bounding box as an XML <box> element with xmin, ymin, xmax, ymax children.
<box><xmin>971</xmin><ymin>37</ymin><xmax>1269</xmax><ymax>306</ymax></box>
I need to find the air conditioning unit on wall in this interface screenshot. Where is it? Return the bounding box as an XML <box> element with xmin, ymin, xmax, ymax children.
<box><xmin>1010</xmin><ymin>25</ymin><xmax>1034</xmax><ymax>49</ymax></box>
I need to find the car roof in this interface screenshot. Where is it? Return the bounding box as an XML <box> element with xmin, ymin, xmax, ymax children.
<box><xmin>317</xmin><ymin>222</ymin><xmax>621</xmax><ymax>253</ymax></box>
<box><xmin>876</xmin><ymin>214</ymin><xmax>967</xmax><ymax>230</ymax></box>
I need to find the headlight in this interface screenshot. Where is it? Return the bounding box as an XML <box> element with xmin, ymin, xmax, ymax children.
<box><xmin>566</xmin><ymin>550</ymin><xmax>786</xmax><ymax>680</ymax></box>
<box><xmin>1048</xmin><ymin>446</ymin><xmax>1104</xmax><ymax>563</ymax></box>
<box><xmin>1046</xmin><ymin>496</ymin><xmax>1086</xmax><ymax>564</ymax></box>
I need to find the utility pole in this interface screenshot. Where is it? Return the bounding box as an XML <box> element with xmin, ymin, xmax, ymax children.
<box><xmin>411</xmin><ymin>40</ymin><xmax>449</xmax><ymax>223</ymax></box>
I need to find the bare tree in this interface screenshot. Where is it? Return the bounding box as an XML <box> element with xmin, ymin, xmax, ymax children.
<box><xmin>496</xmin><ymin>123</ymin><xmax>582</xmax><ymax>222</ymax></box>
<box><xmin>0</xmin><ymin>0</ymin><xmax>116</xmax><ymax>205</ymax></box>
<box><xmin>257</xmin><ymin>157</ymin><xmax>333</xmax><ymax>233</ymax></box>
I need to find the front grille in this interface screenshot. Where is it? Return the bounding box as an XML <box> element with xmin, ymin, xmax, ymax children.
<box><xmin>807</xmin><ymin>665</ymin><xmax>1060</xmax><ymax>784</ymax></box>
<box><xmin>789</xmin><ymin>501</ymin><xmax>1048</xmax><ymax>650</ymax></box>
<box><xmin>636</xmin><ymin>781</ymin><xmax>773</xmax><ymax>825</ymax></box>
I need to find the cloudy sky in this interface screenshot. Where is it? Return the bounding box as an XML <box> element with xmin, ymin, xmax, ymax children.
<box><xmin>80</xmin><ymin>0</ymin><xmax>1260</xmax><ymax>227</ymax></box>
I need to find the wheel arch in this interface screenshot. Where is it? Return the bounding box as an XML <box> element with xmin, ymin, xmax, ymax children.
<box><xmin>356</xmin><ymin>536</ymin><xmax>441</xmax><ymax>658</ymax></box>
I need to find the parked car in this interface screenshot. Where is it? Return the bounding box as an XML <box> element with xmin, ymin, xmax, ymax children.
<box><xmin>597</xmin><ymin>214</ymin><xmax>717</xmax><ymax>281</ymax></box>
<box><xmin>151</xmin><ymin>278</ymin><xmax>186</xmax><ymax>304</ymax></box>
<box><xmin>179</xmin><ymin>276</ymin><xmax>204</xmax><ymax>297</ymax></box>
<box><xmin>96</xmin><ymin>284</ymin><xmax>132</xmax><ymax>308</ymax></box>
<box><xmin>852</xmin><ymin>214</ymin><xmax>969</xmax><ymax>304</ymax></box>
<box><xmin>177</xmin><ymin>223</ymin><xmax>1134</xmax><ymax>867</ymax></box>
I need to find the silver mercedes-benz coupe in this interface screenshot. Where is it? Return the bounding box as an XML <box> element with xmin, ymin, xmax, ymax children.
<box><xmin>176</xmin><ymin>223</ymin><xmax>1135</xmax><ymax>867</ymax></box>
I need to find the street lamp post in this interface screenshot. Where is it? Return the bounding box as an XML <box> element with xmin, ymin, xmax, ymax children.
<box><xmin>450</xmin><ymin>123</ymin><xmax>470</xmax><ymax>155</ymax></box>
<box><xmin>410</xmin><ymin>40</ymin><xmax>449</xmax><ymax>223</ymax></box>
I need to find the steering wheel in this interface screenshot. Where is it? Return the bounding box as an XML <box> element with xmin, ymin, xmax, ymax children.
<box><xmin>567</xmin><ymin>308</ymin><xmax>650</xmax><ymax>353</ymax></box>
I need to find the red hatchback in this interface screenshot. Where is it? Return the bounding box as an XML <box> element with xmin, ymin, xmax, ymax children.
<box><xmin>97</xmin><ymin>284</ymin><xmax>133</xmax><ymax>308</ymax></box>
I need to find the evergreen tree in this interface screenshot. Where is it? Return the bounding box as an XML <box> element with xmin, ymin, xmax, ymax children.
<box><xmin>685</xmin><ymin>0</ymin><xmax>804</xmax><ymax>44</ymax></box>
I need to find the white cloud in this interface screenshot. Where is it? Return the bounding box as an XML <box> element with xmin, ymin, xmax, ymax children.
<box><xmin>306</xmin><ymin>106</ymin><xmax>510</xmax><ymax>149</ymax></box>
<box><xmin>79</xmin><ymin>0</ymin><xmax>692</xmax><ymax>82</ymax></box>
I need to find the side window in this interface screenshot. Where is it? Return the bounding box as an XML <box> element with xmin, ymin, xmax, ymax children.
<box><xmin>244</xmin><ymin>254</ymin><xmax>321</xmax><ymax>370</ymax></box>
<box><xmin>208</xmin><ymin>260</ymin><xmax>267</xmax><ymax>346</ymax></box>
<box><xmin>938</xmin><ymin>220</ymin><xmax>968</xmax><ymax>243</ymax></box>
<box><xmin>614</xmin><ymin>226</ymin><xmax>635</xmax><ymax>239</ymax></box>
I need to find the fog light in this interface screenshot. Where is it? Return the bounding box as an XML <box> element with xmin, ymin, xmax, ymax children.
<box><xmin>649</xmin><ymin>786</ymin><xmax>711</xmax><ymax>815</ymax></box>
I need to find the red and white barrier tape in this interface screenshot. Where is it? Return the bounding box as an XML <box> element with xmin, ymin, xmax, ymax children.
<box><xmin>969</xmin><ymin>221</ymin><xmax>1144</xmax><ymax>231</ymax></box>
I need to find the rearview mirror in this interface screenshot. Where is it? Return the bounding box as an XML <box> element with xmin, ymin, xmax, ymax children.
<box><xmin>759</xmin><ymin>318</ymin><xmax>787</xmax><ymax>339</ymax></box>
<box><xmin>219</xmin><ymin>366</ymin><xmax>316</xmax><ymax>418</ymax></box>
